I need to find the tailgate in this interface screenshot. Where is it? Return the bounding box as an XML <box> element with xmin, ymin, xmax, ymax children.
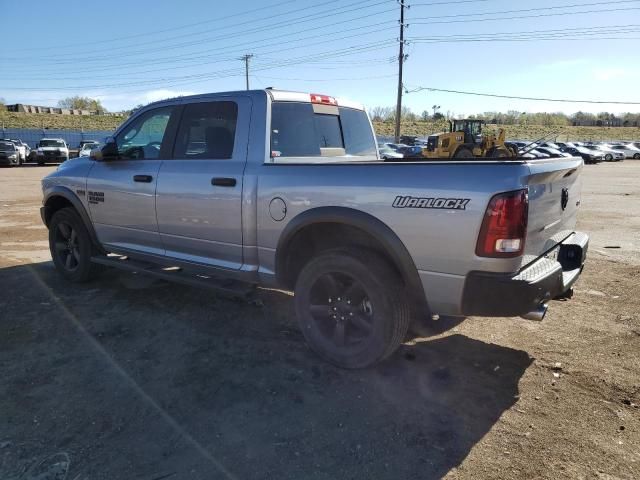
<box><xmin>525</xmin><ymin>157</ymin><xmax>583</xmax><ymax>257</ymax></box>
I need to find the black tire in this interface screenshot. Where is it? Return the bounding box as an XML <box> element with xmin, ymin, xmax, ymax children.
<box><xmin>488</xmin><ymin>147</ymin><xmax>509</xmax><ymax>159</ymax></box>
<box><xmin>49</xmin><ymin>207</ymin><xmax>103</xmax><ymax>282</ymax></box>
<box><xmin>634</xmin><ymin>153</ymin><xmax>640</xmax><ymax>159</ymax></box>
<box><xmin>453</xmin><ymin>148</ymin><xmax>474</xmax><ymax>159</ymax></box>
<box><xmin>605</xmin><ymin>154</ymin><xmax>612</xmax><ymax>161</ymax></box>
<box><xmin>294</xmin><ymin>248</ymin><xmax>412</xmax><ymax>368</ymax></box>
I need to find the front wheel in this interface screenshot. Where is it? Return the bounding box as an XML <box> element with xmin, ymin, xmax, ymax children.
<box><xmin>605</xmin><ymin>154</ymin><xmax>613</xmax><ymax>161</ymax></box>
<box><xmin>634</xmin><ymin>153</ymin><xmax>640</xmax><ymax>159</ymax></box>
<box><xmin>49</xmin><ymin>207</ymin><xmax>103</xmax><ymax>282</ymax></box>
<box><xmin>453</xmin><ymin>148</ymin><xmax>474</xmax><ymax>159</ymax></box>
<box><xmin>294</xmin><ymin>248</ymin><xmax>412</xmax><ymax>368</ymax></box>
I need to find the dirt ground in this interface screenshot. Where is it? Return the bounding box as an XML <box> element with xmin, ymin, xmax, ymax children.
<box><xmin>0</xmin><ymin>162</ymin><xmax>638</xmax><ymax>480</ymax></box>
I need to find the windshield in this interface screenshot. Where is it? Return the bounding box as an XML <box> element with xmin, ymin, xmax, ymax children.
<box><xmin>40</xmin><ymin>139</ymin><xmax>65</xmax><ymax>147</ymax></box>
<box><xmin>270</xmin><ymin>102</ymin><xmax>376</xmax><ymax>158</ymax></box>
<box><xmin>0</xmin><ymin>142</ymin><xmax>16</xmax><ymax>151</ymax></box>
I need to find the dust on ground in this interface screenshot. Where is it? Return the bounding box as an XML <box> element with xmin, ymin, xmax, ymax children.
<box><xmin>0</xmin><ymin>163</ymin><xmax>638</xmax><ymax>480</ymax></box>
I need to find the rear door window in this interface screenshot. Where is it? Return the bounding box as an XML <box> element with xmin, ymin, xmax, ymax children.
<box><xmin>270</xmin><ymin>102</ymin><xmax>376</xmax><ymax>158</ymax></box>
<box><xmin>173</xmin><ymin>101</ymin><xmax>238</xmax><ymax>159</ymax></box>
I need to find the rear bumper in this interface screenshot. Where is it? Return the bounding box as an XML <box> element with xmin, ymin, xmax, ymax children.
<box><xmin>461</xmin><ymin>231</ymin><xmax>589</xmax><ymax>317</ymax></box>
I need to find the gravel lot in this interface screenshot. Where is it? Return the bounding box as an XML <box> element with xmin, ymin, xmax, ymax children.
<box><xmin>0</xmin><ymin>162</ymin><xmax>638</xmax><ymax>480</ymax></box>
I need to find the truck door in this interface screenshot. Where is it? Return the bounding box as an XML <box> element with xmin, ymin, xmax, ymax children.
<box><xmin>155</xmin><ymin>97</ymin><xmax>250</xmax><ymax>270</ymax></box>
<box><xmin>86</xmin><ymin>105</ymin><xmax>177</xmax><ymax>256</ymax></box>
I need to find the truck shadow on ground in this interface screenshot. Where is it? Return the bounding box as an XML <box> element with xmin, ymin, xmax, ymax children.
<box><xmin>0</xmin><ymin>261</ymin><xmax>533</xmax><ymax>480</ymax></box>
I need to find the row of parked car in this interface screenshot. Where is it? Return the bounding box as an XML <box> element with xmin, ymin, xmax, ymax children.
<box><xmin>0</xmin><ymin>138</ymin><xmax>100</xmax><ymax>166</ymax></box>
<box><xmin>378</xmin><ymin>139</ymin><xmax>640</xmax><ymax>163</ymax></box>
<box><xmin>508</xmin><ymin>141</ymin><xmax>640</xmax><ymax>164</ymax></box>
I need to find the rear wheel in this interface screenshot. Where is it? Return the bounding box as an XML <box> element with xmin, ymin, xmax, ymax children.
<box><xmin>488</xmin><ymin>147</ymin><xmax>510</xmax><ymax>158</ymax></box>
<box><xmin>49</xmin><ymin>207</ymin><xmax>103</xmax><ymax>282</ymax></box>
<box><xmin>453</xmin><ymin>148</ymin><xmax>474</xmax><ymax>159</ymax></box>
<box><xmin>294</xmin><ymin>248</ymin><xmax>411</xmax><ymax>368</ymax></box>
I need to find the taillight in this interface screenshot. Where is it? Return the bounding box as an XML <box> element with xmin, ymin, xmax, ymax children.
<box><xmin>310</xmin><ymin>93</ymin><xmax>337</xmax><ymax>106</ymax></box>
<box><xmin>476</xmin><ymin>189</ymin><xmax>528</xmax><ymax>258</ymax></box>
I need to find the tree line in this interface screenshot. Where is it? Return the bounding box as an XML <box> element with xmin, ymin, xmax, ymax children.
<box><xmin>368</xmin><ymin>106</ymin><xmax>640</xmax><ymax>127</ymax></box>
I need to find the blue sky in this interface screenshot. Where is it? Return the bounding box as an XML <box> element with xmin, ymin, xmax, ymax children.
<box><xmin>1</xmin><ymin>0</ymin><xmax>639</xmax><ymax>114</ymax></box>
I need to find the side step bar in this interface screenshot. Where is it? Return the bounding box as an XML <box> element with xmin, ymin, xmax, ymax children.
<box><xmin>91</xmin><ymin>254</ymin><xmax>257</xmax><ymax>300</ymax></box>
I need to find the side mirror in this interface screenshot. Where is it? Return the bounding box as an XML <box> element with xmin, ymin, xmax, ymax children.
<box><xmin>91</xmin><ymin>136</ymin><xmax>118</xmax><ymax>161</ymax></box>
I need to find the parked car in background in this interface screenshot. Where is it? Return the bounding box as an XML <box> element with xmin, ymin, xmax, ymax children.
<box><xmin>78</xmin><ymin>140</ymin><xmax>99</xmax><ymax>149</ymax></box>
<box><xmin>9</xmin><ymin>139</ymin><xmax>29</xmax><ymax>163</ymax></box>
<box><xmin>79</xmin><ymin>142</ymin><xmax>101</xmax><ymax>157</ymax></box>
<box><xmin>539</xmin><ymin>142</ymin><xmax>563</xmax><ymax>150</ymax></box>
<box><xmin>583</xmin><ymin>145</ymin><xmax>624</xmax><ymax>161</ymax></box>
<box><xmin>384</xmin><ymin>143</ymin><xmax>408</xmax><ymax>152</ymax></box>
<box><xmin>398</xmin><ymin>145</ymin><xmax>424</xmax><ymax>157</ymax></box>
<box><xmin>378</xmin><ymin>144</ymin><xmax>403</xmax><ymax>160</ymax></box>
<box><xmin>561</xmin><ymin>146</ymin><xmax>603</xmax><ymax>164</ymax></box>
<box><xmin>0</xmin><ymin>140</ymin><xmax>21</xmax><ymax>166</ymax></box>
<box><xmin>535</xmin><ymin>147</ymin><xmax>572</xmax><ymax>158</ymax></box>
<box><xmin>35</xmin><ymin>138</ymin><xmax>69</xmax><ymax>165</ymax></box>
<box><xmin>604</xmin><ymin>143</ymin><xmax>640</xmax><ymax>159</ymax></box>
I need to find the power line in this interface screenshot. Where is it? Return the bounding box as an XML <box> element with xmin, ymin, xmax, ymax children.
<box><xmin>411</xmin><ymin>0</ymin><xmax>493</xmax><ymax>5</ymax></box>
<box><xmin>1</xmin><ymin>40</ymin><xmax>397</xmax><ymax>92</ymax></box>
<box><xmin>411</xmin><ymin>0</ymin><xmax>640</xmax><ymax>18</ymax></box>
<box><xmin>11</xmin><ymin>18</ymin><xmax>398</xmax><ymax>75</ymax></box>
<box><xmin>1</xmin><ymin>26</ymin><xmax>400</xmax><ymax>88</ymax></box>
<box><xmin>6</xmin><ymin>0</ymin><xmax>392</xmax><ymax>63</ymax></box>
<box><xmin>6</xmin><ymin>0</ymin><xmax>299</xmax><ymax>52</ymax></box>
<box><xmin>409</xmin><ymin>5</ymin><xmax>640</xmax><ymax>24</ymax></box>
<box><xmin>405</xmin><ymin>86</ymin><xmax>640</xmax><ymax>105</ymax></box>
<box><xmin>408</xmin><ymin>26</ymin><xmax>640</xmax><ymax>43</ymax></box>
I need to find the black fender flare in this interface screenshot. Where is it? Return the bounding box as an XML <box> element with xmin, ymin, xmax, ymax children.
<box><xmin>275</xmin><ymin>206</ymin><xmax>429</xmax><ymax>314</ymax></box>
<box><xmin>43</xmin><ymin>186</ymin><xmax>103</xmax><ymax>250</ymax></box>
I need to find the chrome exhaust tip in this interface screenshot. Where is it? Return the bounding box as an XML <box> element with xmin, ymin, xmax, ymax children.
<box><xmin>521</xmin><ymin>303</ymin><xmax>548</xmax><ymax>321</ymax></box>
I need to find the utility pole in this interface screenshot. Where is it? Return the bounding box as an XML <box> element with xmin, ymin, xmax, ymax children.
<box><xmin>394</xmin><ymin>0</ymin><xmax>406</xmax><ymax>143</ymax></box>
<box><xmin>241</xmin><ymin>54</ymin><xmax>254</xmax><ymax>90</ymax></box>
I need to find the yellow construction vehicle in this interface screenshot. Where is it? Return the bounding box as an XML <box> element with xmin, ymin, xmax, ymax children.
<box><xmin>420</xmin><ymin>119</ymin><xmax>516</xmax><ymax>159</ymax></box>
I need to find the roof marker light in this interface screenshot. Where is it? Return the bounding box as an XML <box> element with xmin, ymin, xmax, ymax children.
<box><xmin>310</xmin><ymin>94</ymin><xmax>338</xmax><ymax>106</ymax></box>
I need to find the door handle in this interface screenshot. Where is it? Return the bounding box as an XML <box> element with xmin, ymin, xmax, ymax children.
<box><xmin>211</xmin><ymin>177</ymin><xmax>237</xmax><ymax>187</ymax></box>
<box><xmin>133</xmin><ymin>175</ymin><xmax>153</xmax><ymax>183</ymax></box>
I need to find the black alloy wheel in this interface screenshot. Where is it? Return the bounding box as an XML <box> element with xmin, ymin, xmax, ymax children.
<box><xmin>53</xmin><ymin>220</ymin><xmax>81</xmax><ymax>272</ymax></box>
<box><xmin>294</xmin><ymin>248</ymin><xmax>412</xmax><ymax>368</ymax></box>
<box><xmin>307</xmin><ymin>272</ymin><xmax>375</xmax><ymax>350</ymax></box>
<box><xmin>49</xmin><ymin>207</ymin><xmax>104</xmax><ymax>282</ymax></box>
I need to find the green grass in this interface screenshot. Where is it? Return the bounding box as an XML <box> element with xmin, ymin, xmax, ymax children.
<box><xmin>373</xmin><ymin>120</ymin><xmax>640</xmax><ymax>142</ymax></box>
<box><xmin>1</xmin><ymin>111</ymin><xmax>639</xmax><ymax>142</ymax></box>
<box><xmin>0</xmin><ymin>111</ymin><xmax>126</xmax><ymax>131</ymax></box>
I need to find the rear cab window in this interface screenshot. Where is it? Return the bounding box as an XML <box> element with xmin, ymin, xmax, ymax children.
<box><xmin>270</xmin><ymin>97</ymin><xmax>377</xmax><ymax>162</ymax></box>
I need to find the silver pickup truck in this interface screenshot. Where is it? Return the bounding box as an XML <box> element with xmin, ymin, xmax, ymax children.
<box><xmin>41</xmin><ymin>89</ymin><xmax>589</xmax><ymax>368</ymax></box>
